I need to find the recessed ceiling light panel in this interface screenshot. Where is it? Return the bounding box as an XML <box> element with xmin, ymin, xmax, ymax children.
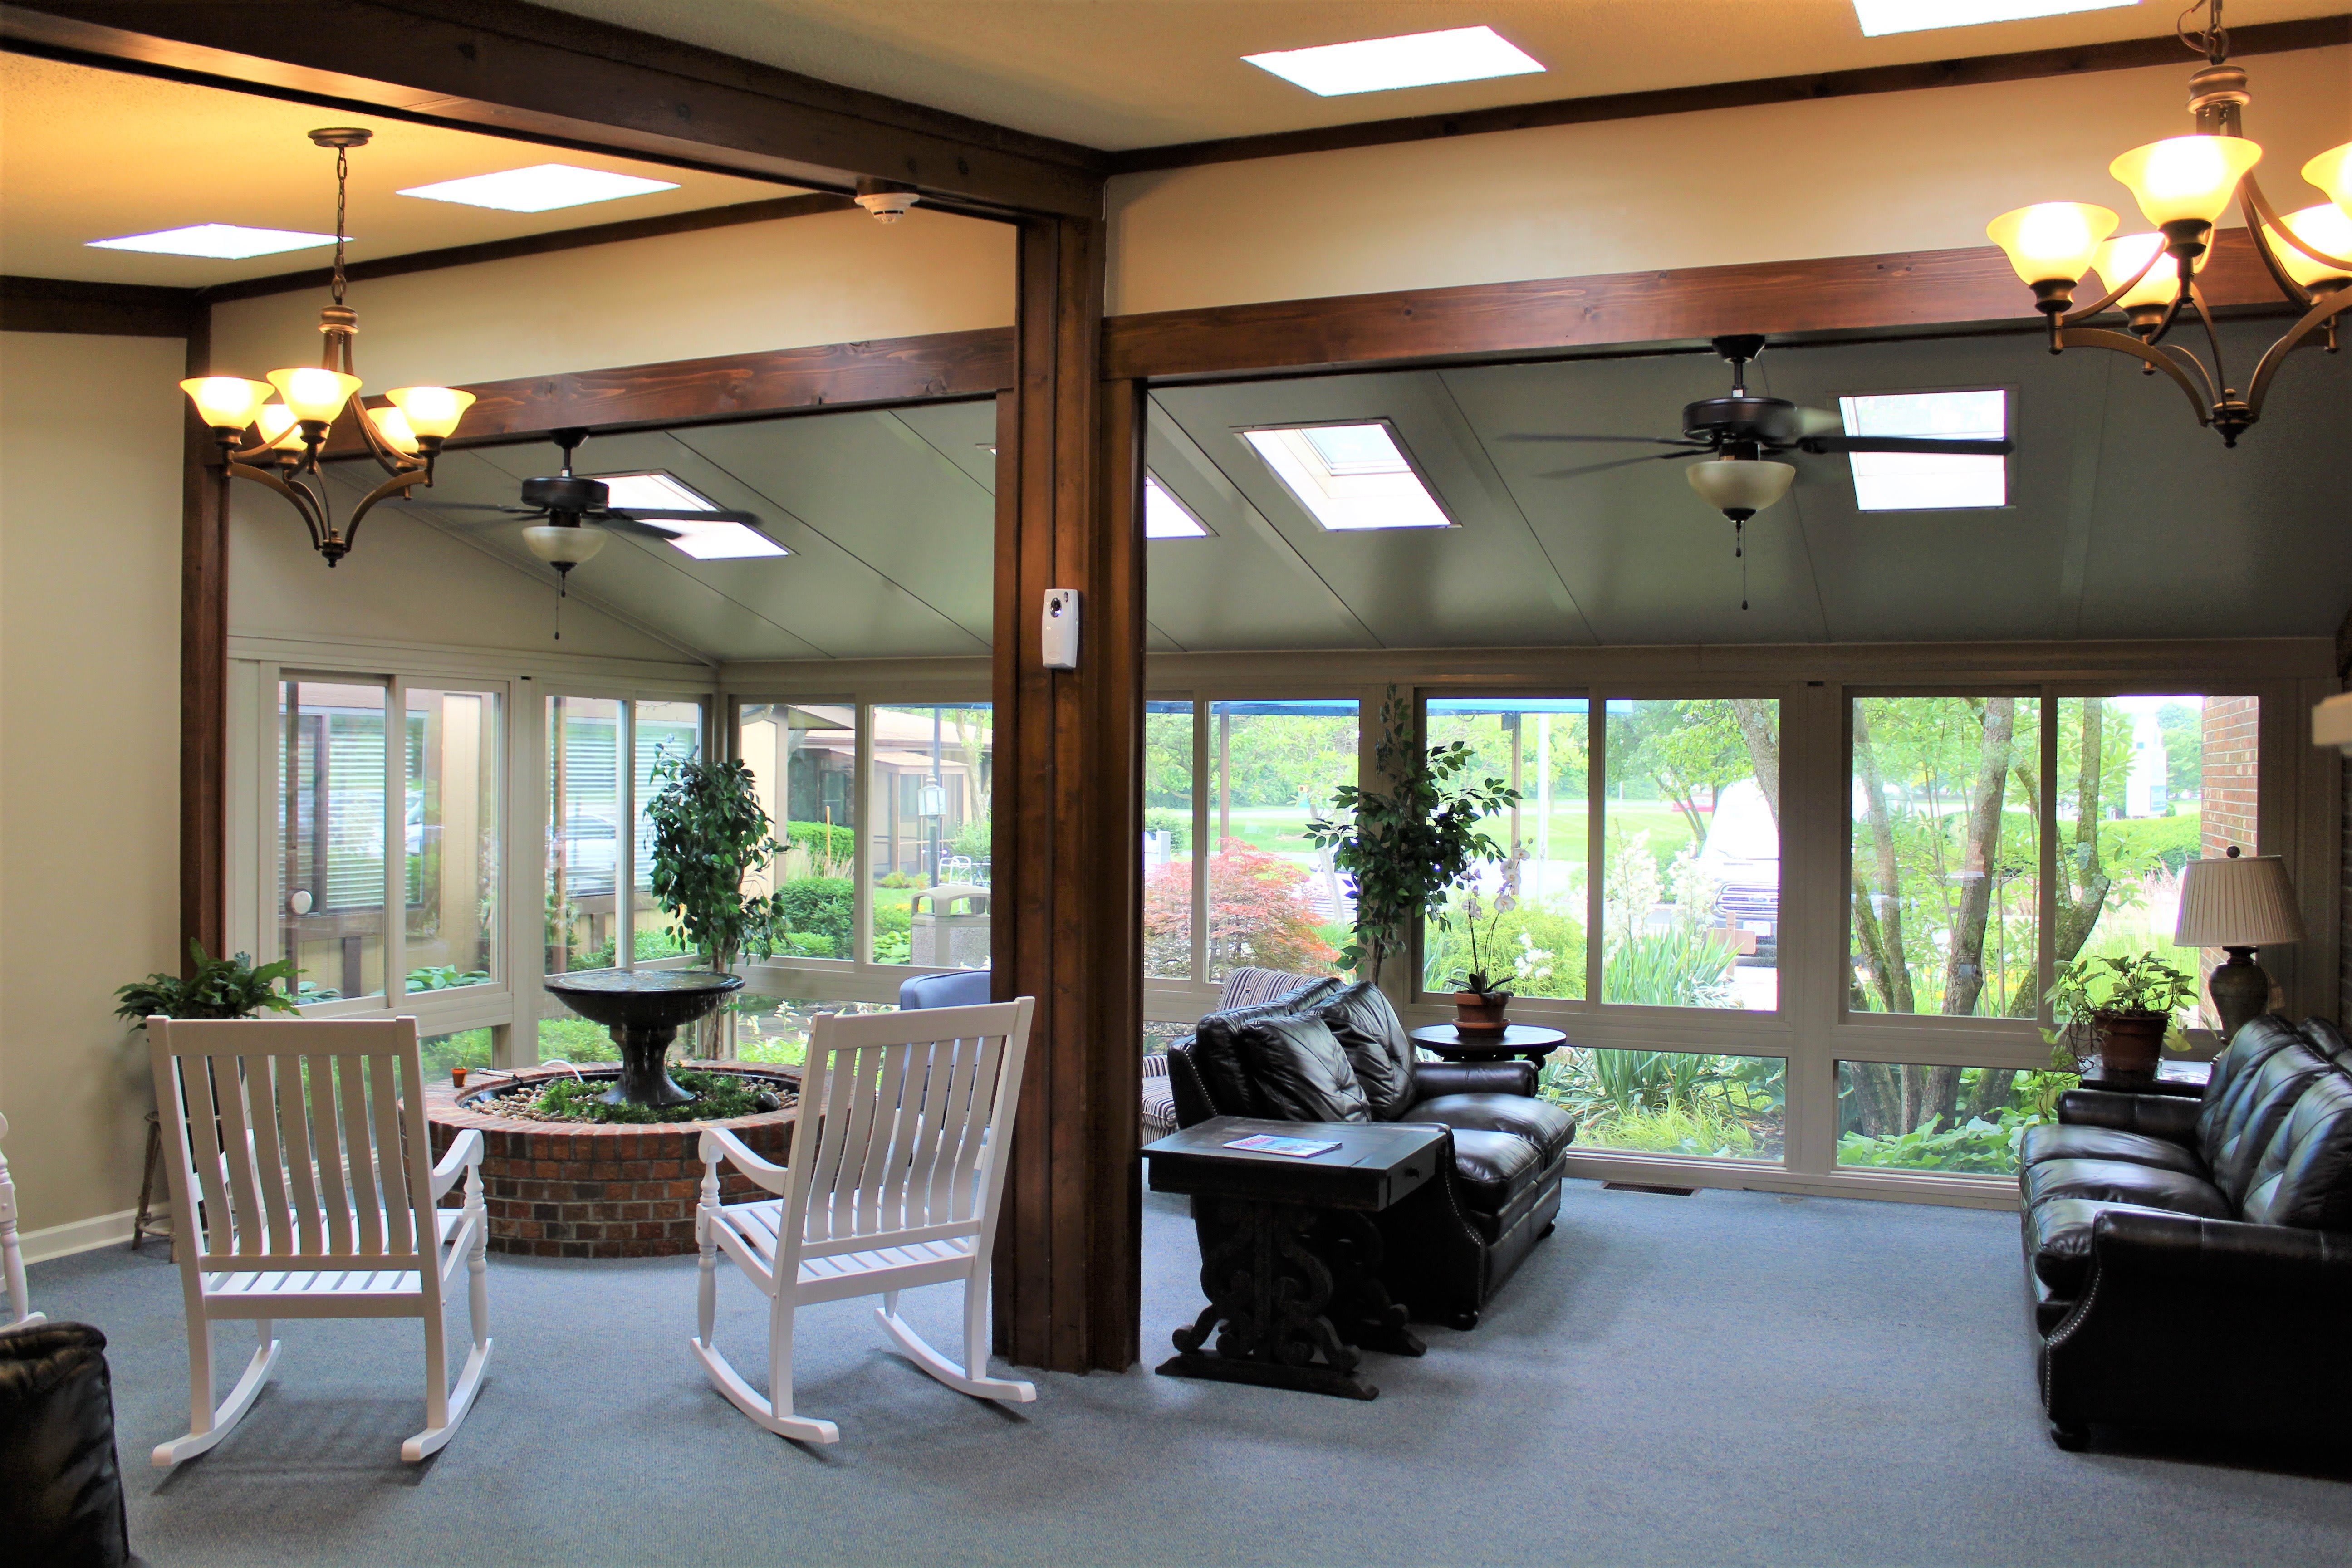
<box><xmin>597</xmin><ymin>472</ymin><xmax>714</xmax><ymax>513</ymax></box>
<box><xmin>1243</xmin><ymin>26</ymin><xmax>1544</xmax><ymax>97</ymax></box>
<box><xmin>87</xmin><ymin>223</ymin><xmax>339</xmax><ymax>259</ymax></box>
<box><xmin>661</xmin><ymin>523</ymin><xmax>788</xmax><ymax>560</ymax></box>
<box><xmin>1836</xmin><ymin>390</ymin><xmax>2009</xmax><ymax>510</ymax></box>
<box><xmin>1851</xmin><ymin>0</ymin><xmax>2135</xmax><ymax>39</ymax></box>
<box><xmin>592</xmin><ymin>470</ymin><xmax>788</xmax><ymax>558</ymax></box>
<box><xmin>397</xmin><ymin>163</ymin><xmax>679</xmax><ymax>213</ymax></box>
<box><xmin>1241</xmin><ymin>422</ymin><xmax>1452</xmax><ymax>530</ymax></box>
<box><xmin>1144</xmin><ymin>475</ymin><xmax>1211</xmax><ymax>539</ymax></box>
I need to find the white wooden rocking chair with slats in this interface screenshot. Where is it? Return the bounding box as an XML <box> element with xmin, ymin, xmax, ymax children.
<box><xmin>1</xmin><ymin>1111</ymin><xmax>41</xmax><ymax>1328</ymax></box>
<box><xmin>693</xmin><ymin>996</ymin><xmax>1035</xmax><ymax>1443</ymax></box>
<box><xmin>147</xmin><ymin>1016</ymin><xmax>492</xmax><ymax>1467</ymax></box>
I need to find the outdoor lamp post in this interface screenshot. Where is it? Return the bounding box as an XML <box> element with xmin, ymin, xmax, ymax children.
<box><xmin>2172</xmin><ymin>846</ymin><xmax>2303</xmax><ymax>1042</ymax></box>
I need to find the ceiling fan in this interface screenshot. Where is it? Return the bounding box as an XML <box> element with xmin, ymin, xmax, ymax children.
<box><xmin>387</xmin><ymin>426</ymin><xmax>769</xmax><ymax>636</ymax></box>
<box><xmin>1499</xmin><ymin>334</ymin><xmax>2015</xmax><ymax>607</ymax></box>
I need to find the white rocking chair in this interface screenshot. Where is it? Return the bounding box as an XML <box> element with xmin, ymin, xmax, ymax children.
<box><xmin>1</xmin><ymin>1111</ymin><xmax>41</xmax><ymax>1328</ymax></box>
<box><xmin>692</xmin><ymin>996</ymin><xmax>1036</xmax><ymax>1443</ymax></box>
<box><xmin>147</xmin><ymin>1016</ymin><xmax>491</xmax><ymax>1467</ymax></box>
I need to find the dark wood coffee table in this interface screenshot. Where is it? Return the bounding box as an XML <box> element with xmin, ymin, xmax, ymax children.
<box><xmin>1142</xmin><ymin>1116</ymin><xmax>1446</xmax><ymax>1400</ymax></box>
<box><xmin>1409</xmin><ymin>1022</ymin><xmax>1568</xmax><ymax>1068</ymax></box>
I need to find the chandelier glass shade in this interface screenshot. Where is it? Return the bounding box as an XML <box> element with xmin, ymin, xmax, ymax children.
<box><xmin>1980</xmin><ymin>1</ymin><xmax>2351</xmax><ymax>448</ymax></box>
<box><xmin>178</xmin><ymin>128</ymin><xmax>473</xmax><ymax>565</ymax></box>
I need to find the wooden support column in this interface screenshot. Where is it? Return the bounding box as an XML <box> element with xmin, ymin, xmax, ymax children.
<box><xmin>990</xmin><ymin>213</ymin><xmax>1144</xmax><ymax>1373</ymax></box>
<box><xmin>181</xmin><ymin>304</ymin><xmax>228</xmax><ymax>965</ymax></box>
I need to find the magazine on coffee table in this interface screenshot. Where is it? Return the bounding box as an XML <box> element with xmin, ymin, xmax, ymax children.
<box><xmin>1222</xmin><ymin>1133</ymin><xmax>1341</xmax><ymax>1158</ymax></box>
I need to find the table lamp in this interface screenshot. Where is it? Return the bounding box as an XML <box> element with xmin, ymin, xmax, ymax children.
<box><xmin>2172</xmin><ymin>846</ymin><xmax>2303</xmax><ymax>1042</ymax></box>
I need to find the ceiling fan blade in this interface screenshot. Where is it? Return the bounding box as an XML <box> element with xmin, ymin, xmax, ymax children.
<box><xmin>1535</xmin><ymin>451</ymin><xmax>1697</xmax><ymax>480</ymax></box>
<box><xmin>1800</xmin><ymin>436</ymin><xmax>2013</xmax><ymax>456</ymax></box>
<box><xmin>597</xmin><ymin>514</ymin><xmax>688</xmax><ymax>540</ymax></box>
<box><xmin>601</xmin><ymin>507</ymin><xmax>761</xmax><ymax>524</ymax></box>
<box><xmin>1497</xmin><ymin>433</ymin><xmax>1706</xmax><ymax>448</ymax></box>
<box><xmin>387</xmin><ymin>500</ymin><xmax>546</xmax><ymax>514</ymax></box>
<box><xmin>1792</xmin><ymin>407</ymin><xmax>1844</xmax><ymax>439</ymax></box>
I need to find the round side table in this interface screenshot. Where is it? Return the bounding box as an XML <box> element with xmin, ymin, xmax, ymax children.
<box><xmin>1408</xmin><ymin>1023</ymin><xmax>1568</xmax><ymax>1068</ymax></box>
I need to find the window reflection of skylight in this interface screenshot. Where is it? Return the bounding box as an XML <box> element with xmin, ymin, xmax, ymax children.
<box><xmin>1241</xmin><ymin>422</ymin><xmax>1451</xmax><ymax>530</ymax></box>
<box><xmin>593</xmin><ymin>471</ymin><xmax>788</xmax><ymax>559</ymax></box>
<box><xmin>1836</xmin><ymin>391</ymin><xmax>2009</xmax><ymax>512</ymax></box>
<box><xmin>1851</xmin><ymin>0</ymin><xmax>2133</xmax><ymax>38</ymax></box>
<box><xmin>1144</xmin><ymin>475</ymin><xmax>1210</xmax><ymax>539</ymax></box>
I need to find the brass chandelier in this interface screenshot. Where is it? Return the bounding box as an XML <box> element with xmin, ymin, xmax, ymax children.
<box><xmin>179</xmin><ymin>128</ymin><xmax>474</xmax><ymax>565</ymax></box>
<box><xmin>1982</xmin><ymin>0</ymin><xmax>2350</xmax><ymax>447</ymax></box>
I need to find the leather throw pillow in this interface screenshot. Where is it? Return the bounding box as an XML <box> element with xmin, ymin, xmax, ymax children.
<box><xmin>1185</xmin><ymin>977</ymin><xmax>1343</xmax><ymax>1117</ymax></box>
<box><xmin>1230</xmin><ymin>1012</ymin><xmax>1372</xmax><ymax>1124</ymax></box>
<box><xmin>1318</xmin><ymin>981</ymin><xmax>1418</xmax><ymax>1120</ymax></box>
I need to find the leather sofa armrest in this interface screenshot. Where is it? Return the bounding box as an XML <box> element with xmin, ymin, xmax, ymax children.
<box><xmin>1414</xmin><ymin>1062</ymin><xmax>1538</xmax><ymax>1099</ymax></box>
<box><xmin>2087</xmin><ymin>1209</ymin><xmax>2352</xmax><ymax>1292</ymax></box>
<box><xmin>2055</xmin><ymin>1089</ymin><xmax>2200</xmax><ymax>1143</ymax></box>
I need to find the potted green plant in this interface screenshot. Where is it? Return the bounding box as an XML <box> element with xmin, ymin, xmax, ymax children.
<box><xmin>644</xmin><ymin>754</ymin><xmax>791</xmax><ymax>1058</ymax></box>
<box><xmin>1449</xmin><ymin>885</ymin><xmax>1517</xmax><ymax>1034</ymax></box>
<box><xmin>115</xmin><ymin>941</ymin><xmax>301</xmax><ymax>1024</ymax></box>
<box><xmin>1308</xmin><ymin>686</ymin><xmax>1520</xmax><ymax>987</ymax></box>
<box><xmin>2043</xmin><ymin>952</ymin><xmax>2200</xmax><ymax>1078</ymax></box>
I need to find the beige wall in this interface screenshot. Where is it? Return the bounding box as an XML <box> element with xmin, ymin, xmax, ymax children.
<box><xmin>1106</xmin><ymin>46</ymin><xmax>2352</xmax><ymax>315</ymax></box>
<box><xmin>210</xmin><ymin>206</ymin><xmax>1017</xmax><ymax>390</ymax></box>
<box><xmin>0</xmin><ymin>331</ymin><xmax>186</xmax><ymax>1241</ymax></box>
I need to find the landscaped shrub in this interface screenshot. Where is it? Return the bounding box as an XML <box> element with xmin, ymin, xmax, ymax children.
<box><xmin>1145</xmin><ymin>838</ymin><xmax>1337</xmax><ymax>977</ymax></box>
<box><xmin>873</xmin><ymin>902</ymin><xmax>913</xmax><ymax>963</ymax></box>
<box><xmin>784</xmin><ymin>820</ymin><xmax>856</xmax><ymax>873</ymax></box>
<box><xmin>569</xmin><ymin>925</ymin><xmax>691</xmax><ymax>972</ymax></box>
<box><xmin>1143</xmin><ymin>808</ymin><xmax>1189</xmax><ymax>854</ymax></box>
<box><xmin>774</xmin><ymin>876</ymin><xmax>853</xmax><ymax>958</ymax></box>
<box><xmin>1603</xmin><ymin>924</ymin><xmax>1737</xmax><ymax>1008</ymax></box>
<box><xmin>1423</xmin><ymin>897</ymin><xmax>1586</xmax><ymax>998</ymax></box>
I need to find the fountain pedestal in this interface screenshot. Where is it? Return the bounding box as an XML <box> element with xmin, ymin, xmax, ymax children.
<box><xmin>541</xmin><ymin>969</ymin><xmax>744</xmax><ymax>1107</ymax></box>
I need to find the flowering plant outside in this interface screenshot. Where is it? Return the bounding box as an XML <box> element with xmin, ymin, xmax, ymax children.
<box><xmin>1146</xmin><ymin>838</ymin><xmax>1337</xmax><ymax>976</ymax></box>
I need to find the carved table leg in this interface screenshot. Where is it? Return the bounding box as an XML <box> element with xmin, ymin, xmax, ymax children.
<box><xmin>1159</xmin><ymin>1196</ymin><xmax>1380</xmax><ymax>1399</ymax></box>
<box><xmin>1314</xmin><ymin>1209</ymin><xmax>1424</xmax><ymax>1358</ymax></box>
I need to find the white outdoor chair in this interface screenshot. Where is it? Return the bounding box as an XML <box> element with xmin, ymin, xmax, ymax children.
<box><xmin>1</xmin><ymin>1111</ymin><xmax>41</xmax><ymax>1328</ymax></box>
<box><xmin>692</xmin><ymin>996</ymin><xmax>1036</xmax><ymax>1443</ymax></box>
<box><xmin>147</xmin><ymin>1016</ymin><xmax>491</xmax><ymax>1467</ymax></box>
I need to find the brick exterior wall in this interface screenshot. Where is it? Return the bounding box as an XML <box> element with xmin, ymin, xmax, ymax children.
<box><xmin>2197</xmin><ymin>697</ymin><xmax>2262</xmax><ymax>1025</ymax></box>
<box><xmin>426</xmin><ymin>1066</ymin><xmax>798</xmax><ymax>1258</ymax></box>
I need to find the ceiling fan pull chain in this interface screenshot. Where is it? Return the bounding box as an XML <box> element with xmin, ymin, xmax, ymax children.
<box><xmin>1737</xmin><ymin>518</ymin><xmax>1749</xmax><ymax>612</ymax></box>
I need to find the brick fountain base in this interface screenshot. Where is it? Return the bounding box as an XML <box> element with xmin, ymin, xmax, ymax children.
<box><xmin>422</xmin><ymin>1064</ymin><xmax>798</xmax><ymax>1258</ymax></box>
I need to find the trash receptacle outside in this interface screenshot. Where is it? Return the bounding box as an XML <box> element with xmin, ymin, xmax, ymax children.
<box><xmin>909</xmin><ymin>883</ymin><xmax>991</xmax><ymax>970</ymax></box>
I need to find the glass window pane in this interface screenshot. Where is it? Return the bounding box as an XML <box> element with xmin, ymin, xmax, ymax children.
<box><xmin>1602</xmin><ymin>699</ymin><xmax>1779</xmax><ymax>1011</ymax></box>
<box><xmin>740</xmin><ymin>703</ymin><xmax>857</xmax><ymax>960</ymax></box>
<box><xmin>1836</xmin><ymin>1060</ymin><xmax>2069</xmax><ymax>1174</ymax></box>
<box><xmin>735</xmin><ymin>994</ymin><xmax>900</xmax><ymax>1067</ymax></box>
<box><xmin>1541</xmin><ymin>1049</ymin><xmax>1784</xmax><ymax>1161</ymax></box>
<box><xmin>421</xmin><ymin>1028</ymin><xmax>492</xmax><ymax>1080</ymax></box>
<box><xmin>546</xmin><ymin>696</ymin><xmax>624</xmax><ymax>975</ymax></box>
<box><xmin>1207</xmin><ymin>699</ymin><xmax>1357</xmax><ymax>982</ymax></box>
<box><xmin>1849</xmin><ymin>697</ymin><xmax>2042</xmax><ymax>1018</ymax></box>
<box><xmin>1144</xmin><ymin>701</ymin><xmax>1196</xmax><ymax>980</ymax></box>
<box><xmin>633</xmin><ymin>699</ymin><xmax>704</xmax><ymax>961</ymax></box>
<box><xmin>1423</xmin><ymin>698</ymin><xmax>1589</xmax><ymax>1000</ymax></box>
<box><xmin>871</xmin><ymin>704</ymin><xmax>992</xmax><ymax>969</ymax></box>
<box><xmin>279</xmin><ymin>678</ymin><xmax>388</xmax><ymax>1002</ymax></box>
<box><xmin>402</xmin><ymin>687</ymin><xmax>500</xmax><ymax>994</ymax></box>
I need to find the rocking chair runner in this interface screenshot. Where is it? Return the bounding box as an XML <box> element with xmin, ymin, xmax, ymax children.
<box><xmin>691</xmin><ymin>997</ymin><xmax>1036</xmax><ymax>1443</ymax></box>
<box><xmin>147</xmin><ymin>1016</ymin><xmax>492</xmax><ymax>1466</ymax></box>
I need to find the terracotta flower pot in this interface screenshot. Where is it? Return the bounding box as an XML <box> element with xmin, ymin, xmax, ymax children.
<box><xmin>2094</xmin><ymin>1010</ymin><xmax>2168</xmax><ymax>1077</ymax></box>
<box><xmin>1452</xmin><ymin>992</ymin><xmax>1511</xmax><ymax>1034</ymax></box>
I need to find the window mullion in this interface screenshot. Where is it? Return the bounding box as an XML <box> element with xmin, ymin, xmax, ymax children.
<box><xmin>2038</xmin><ymin>685</ymin><xmax>2058</xmax><ymax>1030</ymax></box>
<box><xmin>617</xmin><ymin>697</ymin><xmax>636</xmax><ymax>973</ymax></box>
<box><xmin>1191</xmin><ymin>697</ymin><xmax>1209</xmax><ymax>984</ymax></box>
<box><xmin>385</xmin><ymin>673</ymin><xmax>407</xmax><ymax>1006</ymax></box>
<box><xmin>1585</xmin><ymin>695</ymin><xmax>1607</xmax><ymax>1004</ymax></box>
<box><xmin>854</xmin><ymin>701</ymin><xmax>875</xmax><ymax>967</ymax></box>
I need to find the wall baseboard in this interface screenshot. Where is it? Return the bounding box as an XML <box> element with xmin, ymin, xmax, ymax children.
<box><xmin>20</xmin><ymin>1206</ymin><xmax>167</xmax><ymax>1265</ymax></box>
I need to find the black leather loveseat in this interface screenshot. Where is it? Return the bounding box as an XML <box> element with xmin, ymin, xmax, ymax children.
<box><xmin>2017</xmin><ymin>1014</ymin><xmax>2352</xmax><ymax>1452</ymax></box>
<box><xmin>1167</xmin><ymin>970</ymin><xmax>1574</xmax><ymax>1328</ymax></box>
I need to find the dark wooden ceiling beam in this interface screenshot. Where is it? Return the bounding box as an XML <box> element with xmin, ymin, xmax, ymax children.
<box><xmin>1109</xmin><ymin>16</ymin><xmax>2352</xmax><ymax>174</ymax></box>
<box><xmin>1103</xmin><ymin>230</ymin><xmax>2296</xmax><ymax>382</ymax></box>
<box><xmin>0</xmin><ymin>0</ymin><xmax>1107</xmax><ymax>217</ymax></box>
<box><xmin>0</xmin><ymin>274</ymin><xmax>195</xmax><ymax>335</ymax></box>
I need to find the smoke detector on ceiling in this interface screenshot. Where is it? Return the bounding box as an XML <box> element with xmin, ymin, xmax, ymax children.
<box><xmin>853</xmin><ymin>180</ymin><xmax>921</xmax><ymax>224</ymax></box>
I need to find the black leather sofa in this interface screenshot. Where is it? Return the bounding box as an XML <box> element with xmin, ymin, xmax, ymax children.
<box><xmin>1167</xmin><ymin>973</ymin><xmax>1574</xmax><ymax>1328</ymax></box>
<box><xmin>2017</xmin><ymin>1014</ymin><xmax>2352</xmax><ymax>1452</ymax></box>
<box><xmin>0</xmin><ymin>1321</ymin><xmax>134</xmax><ymax>1567</ymax></box>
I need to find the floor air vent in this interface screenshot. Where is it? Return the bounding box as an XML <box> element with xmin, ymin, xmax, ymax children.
<box><xmin>1602</xmin><ymin>1182</ymin><xmax>1698</xmax><ymax>1196</ymax></box>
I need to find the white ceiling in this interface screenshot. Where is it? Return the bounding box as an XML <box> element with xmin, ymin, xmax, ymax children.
<box><xmin>362</xmin><ymin>326</ymin><xmax>2352</xmax><ymax>661</ymax></box>
<box><xmin>535</xmin><ymin>0</ymin><xmax>2343</xmax><ymax>151</ymax></box>
<box><xmin>0</xmin><ymin>54</ymin><xmax>800</xmax><ymax>286</ymax></box>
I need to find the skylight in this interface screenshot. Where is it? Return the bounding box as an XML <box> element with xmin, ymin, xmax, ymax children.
<box><xmin>87</xmin><ymin>223</ymin><xmax>338</xmax><ymax>260</ymax></box>
<box><xmin>1851</xmin><ymin>0</ymin><xmax>2135</xmax><ymax>39</ymax></box>
<box><xmin>1144</xmin><ymin>475</ymin><xmax>1210</xmax><ymax>539</ymax></box>
<box><xmin>593</xmin><ymin>472</ymin><xmax>788</xmax><ymax>560</ymax></box>
<box><xmin>1243</xmin><ymin>26</ymin><xmax>1544</xmax><ymax>97</ymax></box>
<box><xmin>397</xmin><ymin>164</ymin><xmax>679</xmax><ymax>213</ymax></box>
<box><xmin>1836</xmin><ymin>390</ymin><xmax>2009</xmax><ymax>511</ymax></box>
<box><xmin>1241</xmin><ymin>422</ymin><xmax>1451</xmax><ymax>531</ymax></box>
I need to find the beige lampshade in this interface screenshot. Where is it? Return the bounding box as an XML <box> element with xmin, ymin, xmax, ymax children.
<box><xmin>2110</xmin><ymin>136</ymin><xmax>2263</xmax><ymax>230</ymax></box>
<box><xmin>2305</xmin><ymin>142</ymin><xmax>2352</xmax><ymax>218</ymax></box>
<box><xmin>2174</xmin><ymin>851</ymin><xmax>2303</xmax><ymax>948</ymax></box>
<box><xmin>2092</xmin><ymin>230</ymin><xmax>2206</xmax><ymax>309</ymax></box>
<box><xmin>1985</xmin><ymin>202</ymin><xmax>2117</xmax><ymax>286</ymax></box>
<box><xmin>2266</xmin><ymin>203</ymin><xmax>2352</xmax><ymax>289</ymax></box>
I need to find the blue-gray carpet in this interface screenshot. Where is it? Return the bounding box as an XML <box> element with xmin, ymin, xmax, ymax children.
<box><xmin>28</xmin><ymin>1181</ymin><xmax>2352</xmax><ymax>1567</ymax></box>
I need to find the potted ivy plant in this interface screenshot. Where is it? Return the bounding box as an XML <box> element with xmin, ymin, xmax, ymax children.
<box><xmin>1449</xmin><ymin>884</ymin><xmax>1517</xmax><ymax>1034</ymax></box>
<box><xmin>644</xmin><ymin>754</ymin><xmax>791</xmax><ymax>1058</ymax></box>
<box><xmin>2043</xmin><ymin>952</ymin><xmax>2200</xmax><ymax>1078</ymax></box>
<box><xmin>115</xmin><ymin>941</ymin><xmax>301</xmax><ymax>1024</ymax></box>
<box><xmin>1308</xmin><ymin>686</ymin><xmax>1520</xmax><ymax>988</ymax></box>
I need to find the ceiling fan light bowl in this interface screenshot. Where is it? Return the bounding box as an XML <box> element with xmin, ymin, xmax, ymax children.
<box><xmin>1686</xmin><ymin>458</ymin><xmax>1795</xmax><ymax>517</ymax></box>
<box><xmin>266</xmin><ymin>366</ymin><xmax>362</xmax><ymax>426</ymax></box>
<box><xmin>523</xmin><ymin>523</ymin><xmax>609</xmax><ymax>566</ymax></box>
<box><xmin>2109</xmin><ymin>136</ymin><xmax>2263</xmax><ymax>230</ymax></box>
<box><xmin>1985</xmin><ymin>202</ymin><xmax>2117</xmax><ymax>290</ymax></box>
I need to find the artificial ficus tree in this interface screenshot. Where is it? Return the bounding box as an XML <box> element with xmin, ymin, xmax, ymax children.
<box><xmin>644</xmin><ymin>754</ymin><xmax>790</xmax><ymax>1055</ymax></box>
<box><xmin>1308</xmin><ymin>687</ymin><xmax>1520</xmax><ymax>986</ymax></box>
